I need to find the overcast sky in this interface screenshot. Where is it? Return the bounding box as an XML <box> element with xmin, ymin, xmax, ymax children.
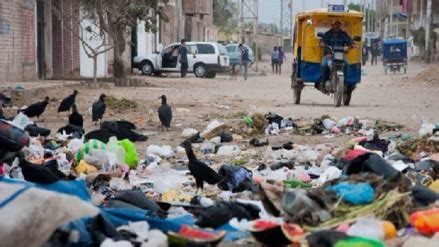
<box><xmin>259</xmin><ymin>0</ymin><xmax>374</xmax><ymax>25</ymax></box>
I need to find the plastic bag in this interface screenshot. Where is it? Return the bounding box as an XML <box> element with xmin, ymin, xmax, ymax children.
<box><xmin>329</xmin><ymin>183</ymin><xmax>375</xmax><ymax>205</ymax></box>
<box><xmin>218</xmin><ymin>165</ymin><xmax>253</xmax><ymax>193</ymax></box>
<box><xmin>201</xmin><ymin>120</ymin><xmax>223</xmax><ymax>137</ymax></box>
<box><xmin>0</xmin><ymin>182</ymin><xmax>99</xmax><ymax>247</ymax></box>
<box><xmin>347</xmin><ymin>219</ymin><xmax>385</xmax><ymax>240</ymax></box>
<box><xmin>146</xmin><ymin>145</ymin><xmax>174</xmax><ymax>158</ymax></box>
<box><xmin>75</xmin><ymin>139</ymin><xmax>107</xmax><ymax>161</ymax></box>
<box><xmin>75</xmin><ymin>160</ymin><xmax>98</xmax><ymax>174</ymax></box>
<box><xmin>11</xmin><ymin>112</ymin><xmax>31</xmax><ymax>129</ymax></box>
<box><xmin>410</xmin><ymin>208</ymin><xmax>439</xmax><ymax>235</ymax></box>
<box><xmin>107</xmin><ymin>137</ymin><xmax>126</xmax><ymax>166</ymax></box>
<box><xmin>217</xmin><ymin>145</ymin><xmax>241</xmax><ymax>157</ymax></box>
<box><xmin>118</xmin><ymin>139</ymin><xmax>138</xmax><ymax>168</ymax></box>
<box><xmin>335</xmin><ymin>237</ymin><xmax>385</xmax><ymax>247</ymax></box>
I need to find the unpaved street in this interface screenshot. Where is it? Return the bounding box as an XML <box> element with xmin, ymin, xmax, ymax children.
<box><xmin>6</xmin><ymin>58</ymin><xmax>439</xmax><ymax>153</ymax></box>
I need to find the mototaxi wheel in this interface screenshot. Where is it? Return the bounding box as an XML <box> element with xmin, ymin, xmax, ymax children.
<box><xmin>333</xmin><ymin>74</ymin><xmax>344</xmax><ymax>107</ymax></box>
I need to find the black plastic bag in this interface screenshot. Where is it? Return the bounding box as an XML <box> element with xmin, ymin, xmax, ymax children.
<box><xmin>412</xmin><ymin>185</ymin><xmax>439</xmax><ymax>206</ymax></box>
<box><xmin>113</xmin><ymin>190</ymin><xmax>167</xmax><ymax>218</ymax></box>
<box><xmin>342</xmin><ymin>153</ymin><xmax>400</xmax><ymax>181</ymax></box>
<box><xmin>196</xmin><ymin>202</ymin><xmax>260</xmax><ymax>228</ymax></box>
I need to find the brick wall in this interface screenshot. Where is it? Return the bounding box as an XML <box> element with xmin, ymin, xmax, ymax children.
<box><xmin>51</xmin><ymin>0</ymin><xmax>80</xmax><ymax>79</ymax></box>
<box><xmin>0</xmin><ymin>0</ymin><xmax>37</xmax><ymax>82</ymax></box>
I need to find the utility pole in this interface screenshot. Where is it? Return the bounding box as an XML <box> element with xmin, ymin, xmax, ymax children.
<box><xmin>389</xmin><ymin>0</ymin><xmax>393</xmax><ymax>38</ymax></box>
<box><xmin>281</xmin><ymin>0</ymin><xmax>293</xmax><ymax>44</ymax></box>
<box><xmin>425</xmin><ymin>0</ymin><xmax>432</xmax><ymax>62</ymax></box>
<box><xmin>239</xmin><ymin>0</ymin><xmax>258</xmax><ymax>70</ymax></box>
<box><xmin>367</xmin><ymin>2</ymin><xmax>371</xmax><ymax>34</ymax></box>
<box><xmin>420</xmin><ymin>0</ymin><xmax>424</xmax><ymax>28</ymax></box>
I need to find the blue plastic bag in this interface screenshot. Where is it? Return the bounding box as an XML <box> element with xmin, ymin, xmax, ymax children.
<box><xmin>329</xmin><ymin>182</ymin><xmax>374</xmax><ymax>205</ymax></box>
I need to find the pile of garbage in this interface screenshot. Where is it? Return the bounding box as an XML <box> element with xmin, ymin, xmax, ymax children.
<box><xmin>1</xmin><ymin>110</ymin><xmax>439</xmax><ymax>247</ymax></box>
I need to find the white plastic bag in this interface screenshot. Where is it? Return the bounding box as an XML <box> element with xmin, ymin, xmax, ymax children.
<box><xmin>217</xmin><ymin>145</ymin><xmax>241</xmax><ymax>157</ymax></box>
<box><xmin>11</xmin><ymin>112</ymin><xmax>31</xmax><ymax>129</ymax></box>
<box><xmin>107</xmin><ymin>137</ymin><xmax>126</xmax><ymax>166</ymax></box>
<box><xmin>146</xmin><ymin>145</ymin><xmax>174</xmax><ymax>158</ymax></box>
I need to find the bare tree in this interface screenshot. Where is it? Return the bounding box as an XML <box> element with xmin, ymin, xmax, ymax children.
<box><xmin>52</xmin><ymin>0</ymin><xmax>114</xmax><ymax>84</ymax></box>
<box><xmin>81</xmin><ymin>0</ymin><xmax>168</xmax><ymax>79</ymax></box>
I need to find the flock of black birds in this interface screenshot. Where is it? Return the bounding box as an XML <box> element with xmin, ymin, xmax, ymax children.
<box><xmin>14</xmin><ymin>90</ymin><xmax>173</xmax><ymax>132</ymax></box>
<box><xmin>3</xmin><ymin>89</ymin><xmax>227</xmax><ymax>194</ymax></box>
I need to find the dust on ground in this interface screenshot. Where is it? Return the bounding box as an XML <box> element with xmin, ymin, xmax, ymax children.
<box><xmin>5</xmin><ymin>59</ymin><xmax>439</xmax><ymax>156</ymax></box>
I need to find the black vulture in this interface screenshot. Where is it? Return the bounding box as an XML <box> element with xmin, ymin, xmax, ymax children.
<box><xmin>92</xmin><ymin>94</ymin><xmax>106</xmax><ymax>124</ymax></box>
<box><xmin>180</xmin><ymin>140</ymin><xmax>223</xmax><ymax>194</ymax></box>
<box><xmin>69</xmin><ymin>104</ymin><xmax>84</xmax><ymax>128</ymax></box>
<box><xmin>115</xmin><ymin>120</ymin><xmax>136</xmax><ymax>130</ymax></box>
<box><xmin>21</xmin><ymin>96</ymin><xmax>50</xmax><ymax>120</ymax></box>
<box><xmin>58</xmin><ymin>90</ymin><xmax>78</xmax><ymax>113</ymax></box>
<box><xmin>158</xmin><ymin>95</ymin><xmax>172</xmax><ymax>130</ymax></box>
<box><xmin>85</xmin><ymin>120</ymin><xmax>147</xmax><ymax>143</ymax></box>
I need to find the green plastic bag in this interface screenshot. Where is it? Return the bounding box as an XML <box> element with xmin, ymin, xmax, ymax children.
<box><xmin>118</xmin><ymin>139</ymin><xmax>138</xmax><ymax>168</ymax></box>
<box><xmin>335</xmin><ymin>237</ymin><xmax>385</xmax><ymax>247</ymax></box>
<box><xmin>75</xmin><ymin>139</ymin><xmax>107</xmax><ymax>162</ymax></box>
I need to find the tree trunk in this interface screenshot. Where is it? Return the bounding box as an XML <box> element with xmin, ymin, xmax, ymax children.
<box><xmin>113</xmin><ymin>28</ymin><xmax>126</xmax><ymax>79</ymax></box>
<box><xmin>93</xmin><ymin>55</ymin><xmax>98</xmax><ymax>84</ymax></box>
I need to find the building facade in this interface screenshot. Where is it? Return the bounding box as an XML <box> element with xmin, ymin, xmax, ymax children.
<box><xmin>0</xmin><ymin>0</ymin><xmax>80</xmax><ymax>83</ymax></box>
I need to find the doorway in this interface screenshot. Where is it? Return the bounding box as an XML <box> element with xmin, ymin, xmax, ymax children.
<box><xmin>36</xmin><ymin>0</ymin><xmax>45</xmax><ymax>79</ymax></box>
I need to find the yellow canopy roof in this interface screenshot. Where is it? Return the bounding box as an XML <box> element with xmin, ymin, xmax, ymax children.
<box><xmin>296</xmin><ymin>8</ymin><xmax>364</xmax><ymax>19</ymax></box>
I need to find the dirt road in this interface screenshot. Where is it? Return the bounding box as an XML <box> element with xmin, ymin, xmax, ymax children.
<box><xmin>7</xmin><ymin>58</ymin><xmax>439</xmax><ymax>154</ymax></box>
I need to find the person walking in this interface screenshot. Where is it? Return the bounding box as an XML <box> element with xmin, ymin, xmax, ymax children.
<box><xmin>239</xmin><ymin>44</ymin><xmax>251</xmax><ymax>80</ymax></box>
<box><xmin>179</xmin><ymin>39</ymin><xmax>188</xmax><ymax>77</ymax></box>
<box><xmin>370</xmin><ymin>42</ymin><xmax>378</xmax><ymax>66</ymax></box>
<box><xmin>362</xmin><ymin>44</ymin><xmax>369</xmax><ymax>66</ymax></box>
<box><xmin>271</xmin><ymin>47</ymin><xmax>279</xmax><ymax>74</ymax></box>
<box><xmin>277</xmin><ymin>46</ymin><xmax>286</xmax><ymax>74</ymax></box>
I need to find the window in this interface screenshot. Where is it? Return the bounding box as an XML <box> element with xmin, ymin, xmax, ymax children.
<box><xmin>187</xmin><ymin>45</ymin><xmax>197</xmax><ymax>54</ymax></box>
<box><xmin>196</xmin><ymin>44</ymin><xmax>216</xmax><ymax>54</ymax></box>
<box><xmin>217</xmin><ymin>44</ymin><xmax>228</xmax><ymax>55</ymax></box>
<box><xmin>226</xmin><ymin>46</ymin><xmax>237</xmax><ymax>53</ymax></box>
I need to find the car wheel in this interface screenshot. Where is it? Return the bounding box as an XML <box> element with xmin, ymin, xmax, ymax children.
<box><xmin>141</xmin><ymin>61</ymin><xmax>154</xmax><ymax>75</ymax></box>
<box><xmin>206</xmin><ymin>72</ymin><xmax>216</xmax><ymax>78</ymax></box>
<box><xmin>194</xmin><ymin>64</ymin><xmax>207</xmax><ymax>78</ymax></box>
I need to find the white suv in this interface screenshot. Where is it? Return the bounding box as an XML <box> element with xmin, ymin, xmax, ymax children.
<box><xmin>133</xmin><ymin>42</ymin><xmax>230</xmax><ymax>78</ymax></box>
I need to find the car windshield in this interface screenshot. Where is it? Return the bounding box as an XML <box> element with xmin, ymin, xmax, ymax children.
<box><xmin>226</xmin><ymin>45</ymin><xmax>237</xmax><ymax>53</ymax></box>
<box><xmin>217</xmin><ymin>44</ymin><xmax>228</xmax><ymax>55</ymax></box>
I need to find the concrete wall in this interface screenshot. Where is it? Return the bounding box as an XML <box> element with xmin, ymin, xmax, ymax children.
<box><xmin>0</xmin><ymin>0</ymin><xmax>37</xmax><ymax>82</ymax></box>
<box><xmin>244</xmin><ymin>32</ymin><xmax>283</xmax><ymax>56</ymax></box>
<box><xmin>79</xmin><ymin>15</ymin><xmax>109</xmax><ymax>78</ymax></box>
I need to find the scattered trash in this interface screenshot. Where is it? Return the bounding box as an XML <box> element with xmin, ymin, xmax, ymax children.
<box><xmin>1</xmin><ymin>99</ymin><xmax>438</xmax><ymax>247</ymax></box>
